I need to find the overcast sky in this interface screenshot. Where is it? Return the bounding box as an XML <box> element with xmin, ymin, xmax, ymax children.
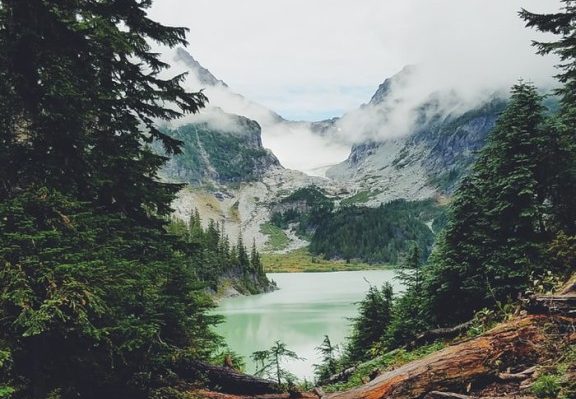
<box><xmin>149</xmin><ymin>0</ymin><xmax>561</xmax><ymax>121</ymax></box>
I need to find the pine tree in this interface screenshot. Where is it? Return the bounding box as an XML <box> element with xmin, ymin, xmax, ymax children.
<box><xmin>346</xmin><ymin>283</ymin><xmax>394</xmax><ymax>363</ymax></box>
<box><xmin>385</xmin><ymin>245</ymin><xmax>429</xmax><ymax>347</ymax></box>
<box><xmin>251</xmin><ymin>341</ymin><xmax>303</xmax><ymax>386</ymax></box>
<box><xmin>520</xmin><ymin>1</ymin><xmax>576</xmax><ymax>233</ymax></box>
<box><xmin>0</xmin><ymin>0</ymin><xmax>207</xmax><ymax>213</ymax></box>
<box><xmin>250</xmin><ymin>240</ymin><xmax>264</xmax><ymax>275</ymax></box>
<box><xmin>237</xmin><ymin>234</ymin><xmax>250</xmax><ymax>270</ymax></box>
<box><xmin>0</xmin><ymin>1</ymin><xmax>221</xmax><ymax>398</ymax></box>
<box><xmin>422</xmin><ymin>82</ymin><xmax>554</xmax><ymax>326</ymax></box>
<box><xmin>314</xmin><ymin>335</ymin><xmax>338</xmax><ymax>382</ymax></box>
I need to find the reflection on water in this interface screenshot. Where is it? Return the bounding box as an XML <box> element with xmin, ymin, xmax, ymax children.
<box><xmin>215</xmin><ymin>270</ymin><xmax>401</xmax><ymax>380</ymax></box>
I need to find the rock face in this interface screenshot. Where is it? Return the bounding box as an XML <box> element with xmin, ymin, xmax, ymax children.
<box><xmin>174</xmin><ymin>48</ymin><xmax>228</xmax><ymax>88</ymax></box>
<box><xmin>170</xmin><ymin>169</ymin><xmax>339</xmax><ymax>253</ymax></box>
<box><xmin>162</xmin><ymin>110</ymin><xmax>281</xmax><ymax>185</ymax></box>
<box><xmin>163</xmin><ymin>51</ymin><xmax>512</xmax><ymax>251</ymax></box>
<box><xmin>368</xmin><ymin>65</ymin><xmax>416</xmax><ymax>105</ymax></box>
<box><xmin>326</xmin><ymin>73</ymin><xmax>507</xmax><ymax>203</ymax></box>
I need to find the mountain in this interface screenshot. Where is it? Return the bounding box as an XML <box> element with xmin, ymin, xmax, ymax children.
<box><xmin>161</xmin><ymin>49</ymin><xmax>352</xmax><ymax>252</ymax></box>
<box><xmin>172</xmin><ymin>48</ymin><xmax>284</xmax><ymax>125</ymax></box>
<box><xmin>162</xmin><ymin>51</ymin><xmax>515</xmax><ymax>258</ymax></box>
<box><xmin>174</xmin><ymin>48</ymin><xmax>228</xmax><ymax>88</ymax></box>
<box><xmin>170</xmin><ymin>48</ymin><xmax>351</xmax><ymax>173</ymax></box>
<box><xmin>326</xmin><ymin>99</ymin><xmax>506</xmax><ymax>202</ymax></box>
<box><xmin>161</xmin><ymin>109</ymin><xmax>281</xmax><ymax>185</ymax></box>
<box><xmin>325</xmin><ymin>68</ymin><xmax>508</xmax><ymax>204</ymax></box>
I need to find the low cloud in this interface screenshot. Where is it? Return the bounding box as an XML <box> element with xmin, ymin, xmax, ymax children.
<box><xmin>150</xmin><ymin>0</ymin><xmax>563</xmax><ymax>172</ymax></box>
<box><xmin>160</xmin><ymin>50</ymin><xmax>351</xmax><ymax>173</ymax></box>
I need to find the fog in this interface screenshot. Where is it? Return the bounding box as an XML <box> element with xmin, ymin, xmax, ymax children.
<box><xmin>150</xmin><ymin>0</ymin><xmax>562</xmax><ymax>173</ymax></box>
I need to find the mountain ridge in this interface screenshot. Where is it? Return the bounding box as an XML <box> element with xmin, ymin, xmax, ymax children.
<box><xmin>163</xmin><ymin>49</ymin><xmax>513</xmax><ymax>253</ymax></box>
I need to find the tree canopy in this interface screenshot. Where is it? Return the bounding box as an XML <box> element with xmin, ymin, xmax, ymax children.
<box><xmin>0</xmin><ymin>1</ymin><xmax>230</xmax><ymax>398</ymax></box>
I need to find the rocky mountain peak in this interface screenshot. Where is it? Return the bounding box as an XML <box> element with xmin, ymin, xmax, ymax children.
<box><xmin>174</xmin><ymin>47</ymin><xmax>228</xmax><ymax>88</ymax></box>
<box><xmin>369</xmin><ymin>65</ymin><xmax>417</xmax><ymax>105</ymax></box>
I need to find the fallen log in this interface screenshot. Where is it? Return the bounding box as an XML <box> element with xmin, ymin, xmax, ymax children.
<box><xmin>497</xmin><ymin>365</ymin><xmax>537</xmax><ymax>382</ymax></box>
<box><xmin>175</xmin><ymin>360</ymin><xmax>281</xmax><ymax>395</ymax></box>
<box><xmin>323</xmin><ymin>366</ymin><xmax>358</xmax><ymax>385</ymax></box>
<box><xmin>412</xmin><ymin>320</ymin><xmax>474</xmax><ymax>347</ymax></box>
<box><xmin>326</xmin><ymin>316</ymin><xmax>550</xmax><ymax>399</ymax></box>
<box><xmin>532</xmin><ymin>295</ymin><xmax>576</xmax><ymax>314</ymax></box>
<box><xmin>190</xmin><ymin>390</ymin><xmax>318</xmax><ymax>399</ymax></box>
<box><xmin>425</xmin><ymin>391</ymin><xmax>535</xmax><ymax>399</ymax></box>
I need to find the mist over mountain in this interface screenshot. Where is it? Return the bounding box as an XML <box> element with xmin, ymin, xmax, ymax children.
<box><xmin>157</xmin><ymin>48</ymin><xmax>557</xmax><ymax>252</ymax></box>
<box><xmin>163</xmin><ymin>48</ymin><xmax>350</xmax><ymax>174</ymax></box>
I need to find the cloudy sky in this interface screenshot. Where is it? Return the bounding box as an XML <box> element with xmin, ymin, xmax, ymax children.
<box><xmin>149</xmin><ymin>0</ymin><xmax>561</xmax><ymax>122</ymax></box>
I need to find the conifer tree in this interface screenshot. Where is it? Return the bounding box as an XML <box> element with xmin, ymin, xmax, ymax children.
<box><xmin>345</xmin><ymin>283</ymin><xmax>393</xmax><ymax>363</ymax></box>
<box><xmin>237</xmin><ymin>234</ymin><xmax>250</xmax><ymax>270</ymax></box>
<box><xmin>422</xmin><ymin>82</ymin><xmax>554</xmax><ymax>326</ymax></box>
<box><xmin>250</xmin><ymin>240</ymin><xmax>263</xmax><ymax>274</ymax></box>
<box><xmin>314</xmin><ymin>335</ymin><xmax>338</xmax><ymax>382</ymax></box>
<box><xmin>0</xmin><ymin>1</ymin><xmax>219</xmax><ymax>398</ymax></box>
<box><xmin>520</xmin><ymin>1</ymin><xmax>576</xmax><ymax>233</ymax></box>
<box><xmin>385</xmin><ymin>245</ymin><xmax>429</xmax><ymax>347</ymax></box>
<box><xmin>0</xmin><ymin>0</ymin><xmax>207</xmax><ymax>213</ymax></box>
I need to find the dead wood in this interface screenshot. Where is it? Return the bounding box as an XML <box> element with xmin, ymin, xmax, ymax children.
<box><xmin>176</xmin><ymin>360</ymin><xmax>281</xmax><ymax>395</ymax></box>
<box><xmin>323</xmin><ymin>366</ymin><xmax>357</xmax><ymax>385</ymax></box>
<box><xmin>529</xmin><ymin>295</ymin><xmax>576</xmax><ymax>315</ymax></box>
<box><xmin>326</xmin><ymin>316</ymin><xmax>550</xmax><ymax>399</ymax></box>
<box><xmin>412</xmin><ymin>320</ymin><xmax>474</xmax><ymax>347</ymax></box>
<box><xmin>425</xmin><ymin>391</ymin><xmax>535</xmax><ymax>399</ymax></box>
<box><xmin>497</xmin><ymin>365</ymin><xmax>537</xmax><ymax>382</ymax></box>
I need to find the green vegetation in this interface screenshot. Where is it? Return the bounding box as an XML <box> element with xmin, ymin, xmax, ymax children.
<box><xmin>321</xmin><ymin>342</ymin><xmax>445</xmax><ymax>392</ymax></box>
<box><xmin>532</xmin><ymin>374</ymin><xmax>562</xmax><ymax>398</ymax></box>
<box><xmin>313</xmin><ymin>336</ymin><xmax>339</xmax><ymax>383</ymax></box>
<box><xmin>162</xmin><ymin>120</ymin><xmax>275</xmax><ymax>184</ymax></box>
<box><xmin>261</xmin><ymin>248</ymin><xmax>389</xmax><ymax>273</ymax></box>
<box><xmin>270</xmin><ymin>186</ymin><xmax>334</xmax><ymax>239</ymax></box>
<box><xmin>0</xmin><ymin>1</ymin><xmax>240</xmax><ymax>398</ymax></box>
<box><xmin>310</xmin><ymin>84</ymin><xmax>573</xmax><ymax>379</ymax></box>
<box><xmin>314</xmin><ymin>3</ymin><xmax>576</xmax><ymax>379</ymax></box>
<box><xmin>271</xmin><ymin>190</ymin><xmax>445</xmax><ymax>266</ymax></box>
<box><xmin>339</xmin><ymin>190</ymin><xmax>375</xmax><ymax>206</ymax></box>
<box><xmin>530</xmin><ymin>342</ymin><xmax>576</xmax><ymax>399</ymax></box>
<box><xmin>2</xmin><ymin>0</ymin><xmax>576</xmax><ymax>397</ymax></box>
<box><xmin>168</xmin><ymin>210</ymin><xmax>272</xmax><ymax>294</ymax></box>
<box><xmin>260</xmin><ymin>223</ymin><xmax>290</xmax><ymax>251</ymax></box>
<box><xmin>251</xmin><ymin>341</ymin><xmax>304</xmax><ymax>386</ymax></box>
<box><xmin>310</xmin><ymin>199</ymin><xmax>444</xmax><ymax>264</ymax></box>
<box><xmin>420</xmin><ymin>82</ymin><xmax>576</xmax><ymax>327</ymax></box>
<box><xmin>345</xmin><ymin>283</ymin><xmax>394</xmax><ymax>363</ymax></box>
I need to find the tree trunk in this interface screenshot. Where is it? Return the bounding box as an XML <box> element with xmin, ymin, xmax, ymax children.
<box><xmin>424</xmin><ymin>391</ymin><xmax>535</xmax><ymax>399</ymax></box>
<box><xmin>176</xmin><ymin>360</ymin><xmax>281</xmax><ymax>395</ymax></box>
<box><xmin>530</xmin><ymin>295</ymin><xmax>576</xmax><ymax>315</ymax></box>
<box><xmin>325</xmin><ymin>316</ymin><xmax>553</xmax><ymax>399</ymax></box>
<box><xmin>412</xmin><ymin>320</ymin><xmax>474</xmax><ymax>347</ymax></box>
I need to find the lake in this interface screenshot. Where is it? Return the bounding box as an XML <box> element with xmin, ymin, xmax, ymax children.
<box><xmin>215</xmin><ymin>270</ymin><xmax>402</xmax><ymax>381</ymax></box>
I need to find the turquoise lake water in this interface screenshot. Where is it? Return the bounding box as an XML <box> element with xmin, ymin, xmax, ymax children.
<box><xmin>215</xmin><ymin>270</ymin><xmax>401</xmax><ymax>380</ymax></box>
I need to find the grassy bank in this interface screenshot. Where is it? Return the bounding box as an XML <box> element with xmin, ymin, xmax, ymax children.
<box><xmin>262</xmin><ymin>247</ymin><xmax>391</xmax><ymax>273</ymax></box>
